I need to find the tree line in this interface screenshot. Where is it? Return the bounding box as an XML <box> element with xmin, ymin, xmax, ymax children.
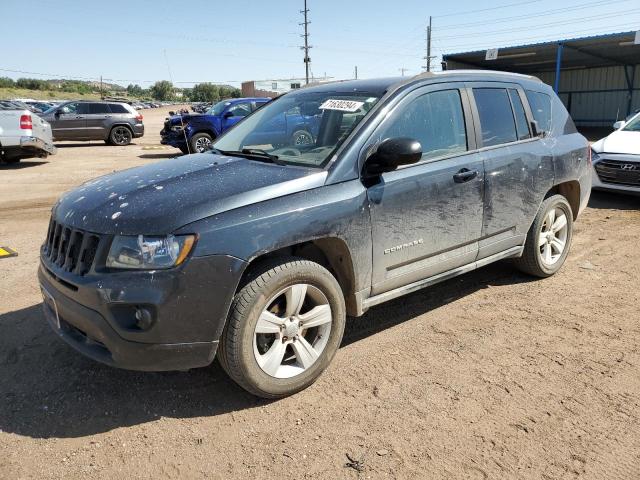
<box><xmin>1</xmin><ymin>76</ymin><xmax>241</xmax><ymax>102</ymax></box>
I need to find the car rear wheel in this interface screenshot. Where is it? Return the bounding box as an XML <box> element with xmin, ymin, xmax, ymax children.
<box><xmin>218</xmin><ymin>257</ymin><xmax>346</xmax><ymax>398</ymax></box>
<box><xmin>190</xmin><ymin>133</ymin><xmax>213</xmax><ymax>153</ymax></box>
<box><xmin>109</xmin><ymin>126</ymin><xmax>133</xmax><ymax>146</ymax></box>
<box><xmin>514</xmin><ymin>194</ymin><xmax>573</xmax><ymax>277</ymax></box>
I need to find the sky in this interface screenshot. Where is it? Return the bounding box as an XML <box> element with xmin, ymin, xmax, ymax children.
<box><xmin>2</xmin><ymin>0</ymin><xmax>639</xmax><ymax>88</ymax></box>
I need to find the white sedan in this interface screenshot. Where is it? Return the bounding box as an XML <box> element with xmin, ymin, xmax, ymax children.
<box><xmin>591</xmin><ymin>112</ymin><xmax>640</xmax><ymax>194</ymax></box>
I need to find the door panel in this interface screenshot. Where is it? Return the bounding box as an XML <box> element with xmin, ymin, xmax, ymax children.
<box><xmin>50</xmin><ymin>103</ymin><xmax>86</xmax><ymax>140</ymax></box>
<box><xmin>368</xmin><ymin>153</ymin><xmax>484</xmax><ymax>295</ymax></box>
<box><xmin>469</xmin><ymin>84</ymin><xmax>554</xmax><ymax>259</ymax></box>
<box><xmin>365</xmin><ymin>85</ymin><xmax>484</xmax><ymax>295</ymax></box>
<box><xmin>84</xmin><ymin>103</ymin><xmax>111</xmax><ymax>139</ymax></box>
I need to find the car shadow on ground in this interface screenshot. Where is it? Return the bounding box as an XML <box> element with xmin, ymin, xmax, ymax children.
<box><xmin>138</xmin><ymin>153</ymin><xmax>182</xmax><ymax>159</ymax></box>
<box><xmin>588</xmin><ymin>190</ymin><xmax>640</xmax><ymax>210</ymax></box>
<box><xmin>0</xmin><ymin>160</ymin><xmax>49</xmax><ymax>169</ymax></box>
<box><xmin>0</xmin><ymin>262</ymin><xmax>533</xmax><ymax>439</ymax></box>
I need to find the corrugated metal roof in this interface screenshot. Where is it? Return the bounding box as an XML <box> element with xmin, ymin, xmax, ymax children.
<box><xmin>443</xmin><ymin>31</ymin><xmax>639</xmax><ymax>73</ymax></box>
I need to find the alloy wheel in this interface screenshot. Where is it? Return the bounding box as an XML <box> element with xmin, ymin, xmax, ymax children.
<box><xmin>253</xmin><ymin>283</ymin><xmax>332</xmax><ymax>379</ymax></box>
<box><xmin>538</xmin><ymin>207</ymin><xmax>568</xmax><ymax>265</ymax></box>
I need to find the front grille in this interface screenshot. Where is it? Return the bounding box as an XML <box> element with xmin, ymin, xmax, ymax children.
<box><xmin>595</xmin><ymin>159</ymin><xmax>640</xmax><ymax>187</ymax></box>
<box><xmin>43</xmin><ymin>218</ymin><xmax>101</xmax><ymax>276</ymax></box>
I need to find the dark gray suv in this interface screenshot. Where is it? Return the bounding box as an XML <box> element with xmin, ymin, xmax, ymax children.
<box><xmin>38</xmin><ymin>71</ymin><xmax>591</xmax><ymax>398</ymax></box>
<box><xmin>41</xmin><ymin>101</ymin><xmax>144</xmax><ymax>145</ymax></box>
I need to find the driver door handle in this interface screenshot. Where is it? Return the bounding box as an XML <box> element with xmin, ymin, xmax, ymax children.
<box><xmin>453</xmin><ymin>168</ymin><xmax>479</xmax><ymax>183</ymax></box>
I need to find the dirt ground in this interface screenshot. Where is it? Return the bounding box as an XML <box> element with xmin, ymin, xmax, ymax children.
<box><xmin>1</xmin><ymin>106</ymin><xmax>640</xmax><ymax>479</ymax></box>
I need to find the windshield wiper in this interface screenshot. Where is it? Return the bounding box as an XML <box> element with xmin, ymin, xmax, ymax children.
<box><xmin>241</xmin><ymin>148</ymin><xmax>282</xmax><ymax>163</ymax></box>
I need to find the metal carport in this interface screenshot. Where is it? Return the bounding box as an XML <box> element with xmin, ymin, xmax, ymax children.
<box><xmin>442</xmin><ymin>31</ymin><xmax>640</xmax><ymax>129</ymax></box>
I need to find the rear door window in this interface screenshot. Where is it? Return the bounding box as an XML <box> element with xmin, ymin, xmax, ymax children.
<box><xmin>525</xmin><ymin>90</ymin><xmax>552</xmax><ymax>133</ymax></box>
<box><xmin>88</xmin><ymin>103</ymin><xmax>110</xmax><ymax>114</ymax></box>
<box><xmin>508</xmin><ymin>89</ymin><xmax>531</xmax><ymax>140</ymax></box>
<box><xmin>473</xmin><ymin>88</ymin><xmax>517</xmax><ymax>147</ymax></box>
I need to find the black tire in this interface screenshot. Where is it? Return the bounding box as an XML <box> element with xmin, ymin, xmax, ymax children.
<box><xmin>189</xmin><ymin>132</ymin><xmax>213</xmax><ymax>153</ymax></box>
<box><xmin>218</xmin><ymin>257</ymin><xmax>346</xmax><ymax>399</ymax></box>
<box><xmin>109</xmin><ymin>126</ymin><xmax>133</xmax><ymax>146</ymax></box>
<box><xmin>514</xmin><ymin>194</ymin><xmax>573</xmax><ymax>278</ymax></box>
<box><xmin>291</xmin><ymin>129</ymin><xmax>313</xmax><ymax>146</ymax></box>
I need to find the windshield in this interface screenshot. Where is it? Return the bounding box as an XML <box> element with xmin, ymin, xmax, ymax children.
<box><xmin>207</xmin><ymin>99</ymin><xmax>232</xmax><ymax>116</ymax></box>
<box><xmin>213</xmin><ymin>91</ymin><xmax>380</xmax><ymax>167</ymax></box>
<box><xmin>622</xmin><ymin>113</ymin><xmax>640</xmax><ymax>132</ymax></box>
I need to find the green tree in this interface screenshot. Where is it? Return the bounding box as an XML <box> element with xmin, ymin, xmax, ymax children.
<box><xmin>0</xmin><ymin>77</ymin><xmax>15</xmax><ymax>88</ymax></box>
<box><xmin>127</xmin><ymin>84</ymin><xmax>144</xmax><ymax>97</ymax></box>
<box><xmin>190</xmin><ymin>83</ymin><xmax>220</xmax><ymax>102</ymax></box>
<box><xmin>151</xmin><ymin>80</ymin><xmax>174</xmax><ymax>100</ymax></box>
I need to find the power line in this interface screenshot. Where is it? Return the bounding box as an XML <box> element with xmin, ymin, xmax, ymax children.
<box><xmin>435</xmin><ymin>8</ymin><xmax>640</xmax><ymax>41</ymax></box>
<box><xmin>436</xmin><ymin>0</ymin><xmax>631</xmax><ymax>29</ymax></box>
<box><xmin>433</xmin><ymin>0</ymin><xmax>541</xmax><ymax>18</ymax></box>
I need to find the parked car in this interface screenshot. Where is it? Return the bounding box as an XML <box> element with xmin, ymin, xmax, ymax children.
<box><xmin>591</xmin><ymin>111</ymin><xmax>640</xmax><ymax>194</ymax></box>
<box><xmin>39</xmin><ymin>71</ymin><xmax>590</xmax><ymax>398</ymax></box>
<box><xmin>0</xmin><ymin>102</ymin><xmax>56</xmax><ymax>163</ymax></box>
<box><xmin>161</xmin><ymin>97</ymin><xmax>318</xmax><ymax>154</ymax></box>
<box><xmin>25</xmin><ymin>101</ymin><xmax>54</xmax><ymax>113</ymax></box>
<box><xmin>40</xmin><ymin>101</ymin><xmax>144</xmax><ymax>145</ymax></box>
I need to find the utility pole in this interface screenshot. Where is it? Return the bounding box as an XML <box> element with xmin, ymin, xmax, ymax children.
<box><xmin>398</xmin><ymin>67</ymin><xmax>409</xmax><ymax>76</ymax></box>
<box><xmin>100</xmin><ymin>75</ymin><xmax>103</xmax><ymax>99</ymax></box>
<box><xmin>300</xmin><ymin>0</ymin><xmax>312</xmax><ymax>85</ymax></box>
<box><xmin>354</xmin><ymin>66</ymin><xmax>358</xmax><ymax>79</ymax></box>
<box><xmin>423</xmin><ymin>16</ymin><xmax>436</xmax><ymax>72</ymax></box>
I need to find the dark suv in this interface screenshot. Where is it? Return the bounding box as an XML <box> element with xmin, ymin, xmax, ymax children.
<box><xmin>41</xmin><ymin>101</ymin><xmax>144</xmax><ymax>145</ymax></box>
<box><xmin>38</xmin><ymin>71</ymin><xmax>591</xmax><ymax>398</ymax></box>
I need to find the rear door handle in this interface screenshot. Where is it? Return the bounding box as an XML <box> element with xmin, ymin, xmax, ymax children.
<box><xmin>453</xmin><ymin>168</ymin><xmax>479</xmax><ymax>183</ymax></box>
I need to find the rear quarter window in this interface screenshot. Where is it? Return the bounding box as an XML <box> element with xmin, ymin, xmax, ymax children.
<box><xmin>525</xmin><ymin>90</ymin><xmax>552</xmax><ymax>133</ymax></box>
<box><xmin>108</xmin><ymin>104</ymin><xmax>130</xmax><ymax>114</ymax></box>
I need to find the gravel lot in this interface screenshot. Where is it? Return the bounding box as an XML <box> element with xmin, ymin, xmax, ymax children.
<box><xmin>1</xmin><ymin>107</ymin><xmax>640</xmax><ymax>479</ymax></box>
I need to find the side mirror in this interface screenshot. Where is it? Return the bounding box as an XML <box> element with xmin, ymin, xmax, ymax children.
<box><xmin>365</xmin><ymin>137</ymin><xmax>422</xmax><ymax>175</ymax></box>
<box><xmin>613</xmin><ymin>120</ymin><xmax>625</xmax><ymax>130</ymax></box>
<box><xmin>223</xmin><ymin>111</ymin><xmax>233</xmax><ymax>119</ymax></box>
<box><xmin>54</xmin><ymin>110</ymin><xmax>61</xmax><ymax>117</ymax></box>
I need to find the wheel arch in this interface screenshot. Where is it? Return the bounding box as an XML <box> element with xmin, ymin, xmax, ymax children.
<box><xmin>239</xmin><ymin>237</ymin><xmax>358</xmax><ymax>316</ymax></box>
<box><xmin>546</xmin><ymin>180</ymin><xmax>580</xmax><ymax>220</ymax></box>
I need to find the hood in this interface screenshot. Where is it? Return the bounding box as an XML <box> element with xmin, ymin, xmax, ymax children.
<box><xmin>592</xmin><ymin>130</ymin><xmax>640</xmax><ymax>155</ymax></box>
<box><xmin>168</xmin><ymin>113</ymin><xmax>201</xmax><ymax>125</ymax></box>
<box><xmin>53</xmin><ymin>153</ymin><xmax>326</xmax><ymax>235</ymax></box>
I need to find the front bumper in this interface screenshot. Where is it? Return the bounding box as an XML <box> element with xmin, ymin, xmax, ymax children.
<box><xmin>38</xmin><ymin>253</ymin><xmax>247</xmax><ymax>371</ymax></box>
<box><xmin>592</xmin><ymin>155</ymin><xmax>640</xmax><ymax>195</ymax></box>
<box><xmin>20</xmin><ymin>135</ymin><xmax>57</xmax><ymax>156</ymax></box>
<box><xmin>160</xmin><ymin>129</ymin><xmax>187</xmax><ymax>148</ymax></box>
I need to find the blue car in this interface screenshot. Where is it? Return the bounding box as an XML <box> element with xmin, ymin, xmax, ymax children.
<box><xmin>161</xmin><ymin>97</ymin><xmax>319</xmax><ymax>154</ymax></box>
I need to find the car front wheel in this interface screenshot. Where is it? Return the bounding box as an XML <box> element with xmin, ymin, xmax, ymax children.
<box><xmin>189</xmin><ymin>133</ymin><xmax>213</xmax><ymax>153</ymax></box>
<box><xmin>218</xmin><ymin>257</ymin><xmax>346</xmax><ymax>398</ymax></box>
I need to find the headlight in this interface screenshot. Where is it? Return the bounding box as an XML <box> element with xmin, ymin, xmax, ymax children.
<box><xmin>106</xmin><ymin>234</ymin><xmax>196</xmax><ymax>270</ymax></box>
<box><xmin>171</xmin><ymin>125</ymin><xmax>184</xmax><ymax>132</ymax></box>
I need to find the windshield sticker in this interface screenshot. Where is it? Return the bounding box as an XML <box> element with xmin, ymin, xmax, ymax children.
<box><xmin>319</xmin><ymin>99</ymin><xmax>365</xmax><ymax>112</ymax></box>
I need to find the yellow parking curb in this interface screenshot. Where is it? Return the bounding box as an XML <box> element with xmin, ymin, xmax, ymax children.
<box><xmin>0</xmin><ymin>246</ymin><xmax>18</xmax><ymax>259</ymax></box>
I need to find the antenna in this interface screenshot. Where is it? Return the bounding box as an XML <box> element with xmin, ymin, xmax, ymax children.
<box><xmin>299</xmin><ymin>0</ymin><xmax>312</xmax><ymax>85</ymax></box>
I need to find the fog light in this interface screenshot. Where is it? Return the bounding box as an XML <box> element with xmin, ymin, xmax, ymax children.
<box><xmin>135</xmin><ymin>307</ymin><xmax>153</xmax><ymax>330</ymax></box>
